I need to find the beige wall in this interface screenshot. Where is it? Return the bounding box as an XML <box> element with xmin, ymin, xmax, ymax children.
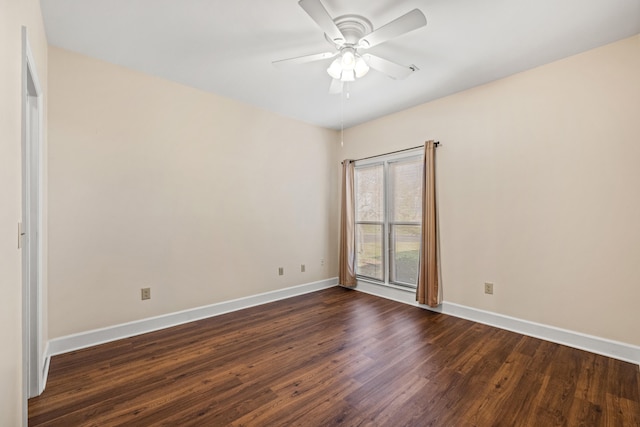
<box><xmin>340</xmin><ymin>35</ymin><xmax>640</xmax><ymax>346</ymax></box>
<box><xmin>0</xmin><ymin>0</ymin><xmax>48</xmax><ymax>423</ymax></box>
<box><xmin>48</xmin><ymin>47</ymin><xmax>339</xmax><ymax>338</ymax></box>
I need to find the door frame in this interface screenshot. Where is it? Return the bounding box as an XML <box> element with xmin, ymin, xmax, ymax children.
<box><xmin>21</xmin><ymin>25</ymin><xmax>44</xmax><ymax>419</ymax></box>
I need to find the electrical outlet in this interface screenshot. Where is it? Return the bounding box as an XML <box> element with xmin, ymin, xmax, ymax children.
<box><xmin>278</xmin><ymin>267</ymin><xmax>284</xmax><ymax>276</ymax></box>
<box><xmin>320</xmin><ymin>258</ymin><xmax>325</xmax><ymax>267</ymax></box>
<box><xmin>301</xmin><ymin>264</ymin><xmax>305</xmax><ymax>272</ymax></box>
<box><xmin>141</xmin><ymin>287</ymin><xmax>151</xmax><ymax>300</ymax></box>
<box><xmin>484</xmin><ymin>282</ymin><xmax>494</xmax><ymax>295</ymax></box>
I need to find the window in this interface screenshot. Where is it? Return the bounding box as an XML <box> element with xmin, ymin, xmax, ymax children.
<box><xmin>354</xmin><ymin>150</ymin><xmax>423</xmax><ymax>288</ymax></box>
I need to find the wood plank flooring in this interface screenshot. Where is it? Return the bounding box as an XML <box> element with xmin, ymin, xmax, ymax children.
<box><xmin>29</xmin><ymin>287</ymin><xmax>640</xmax><ymax>426</ymax></box>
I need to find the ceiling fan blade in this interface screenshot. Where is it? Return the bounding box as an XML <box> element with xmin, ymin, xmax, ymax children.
<box><xmin>273</xmin><ymin>51</ymin><xmax>337</xmax><ymax>67</ymax></box>
<box><xmin>358</xmin><ymin>9</ymin><xmax>426</xmax><ymax>49</ymax></box>
<box><xmin>362</xmin><ymin>54</ymin><xmax>418</xmax><ymax>80</ymax></box>
<box><xmin>298</xmin><ymin>0</ymin><xmax>345</xmax><ymax>45</ymax></box>
<box><xmin>329</xmin><ymin>78</ymin><xmax>343</xmax><ymax>94</ymax></box>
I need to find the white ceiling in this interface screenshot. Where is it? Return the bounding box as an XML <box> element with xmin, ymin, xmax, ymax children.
<box><xmin>41</xmin><ymin>0</ymin><xmax>640</xmax><ymax>130</ymax></box>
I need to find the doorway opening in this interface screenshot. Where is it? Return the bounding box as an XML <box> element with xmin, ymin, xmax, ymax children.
<box><xmin>21</xmin><ymin>26</ymin><xmax>44</xmax><ymax>413</ymax></box>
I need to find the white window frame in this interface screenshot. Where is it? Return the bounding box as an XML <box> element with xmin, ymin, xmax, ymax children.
<box><xmin>354</xmin><ymin>147</ymin><xmax>423</xmax><ymax>289</ymax></box>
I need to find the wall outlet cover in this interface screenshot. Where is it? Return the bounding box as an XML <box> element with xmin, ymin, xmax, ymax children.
<box><xmin>484</xmin><ymin>282</ymin><xmax>494</xmax><ymax>295</ymax></box>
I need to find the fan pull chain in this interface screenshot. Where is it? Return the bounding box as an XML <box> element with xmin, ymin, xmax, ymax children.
<box><xmin>340</xmin><ymin>84</ymin><xmax>344</xmax><ymax>147</ymax></box>
<box><xmin>340</xmin><ymin>83</ymin><xmax>351</xmax><ymax>147</ymax></box>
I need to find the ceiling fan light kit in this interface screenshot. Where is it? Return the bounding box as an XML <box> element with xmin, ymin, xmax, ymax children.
<box><xmin>274</xmin><ymin>0</ymin><xmax>427</xmax><ymax>93</ymax></box>
<box><xmin>354</xmin><ymin>56</ymin><xmax>369</xmax><ymax>78</ymax></box>
<box><xmin>327</xmin><ymin>47</ymin><xmax>370</xmax><ymax>81</ymax></box>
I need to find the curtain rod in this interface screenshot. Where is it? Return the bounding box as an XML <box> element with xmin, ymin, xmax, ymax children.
<box><xmin>342</xmin><ymin>141</ymin><xmax>440</xmax><ymax>164</ymax></box>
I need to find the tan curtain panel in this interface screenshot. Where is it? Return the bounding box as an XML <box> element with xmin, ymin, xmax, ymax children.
<box><xmin>339</xmin><ymin>160</ymin><xmax>357</xmax><ymax>287</ymax></box>
<box><xmin>417</xmin><ymin>141</ymin><xmax>439</xmax><ymax>306</ymax></box>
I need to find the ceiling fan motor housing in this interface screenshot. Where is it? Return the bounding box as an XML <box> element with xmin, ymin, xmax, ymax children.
<box><xmin>324</xmin><ymin>15</ymin><xmax>373</xmax><ymax>47</ymax></box>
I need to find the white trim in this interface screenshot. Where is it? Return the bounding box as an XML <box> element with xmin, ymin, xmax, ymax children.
<box><xmin>21</xmin><ymin>25</ymin><xmax>45</xmax><ymax>421</ymax></box>
<box><xmin>48</xmin><ymin>278</ymin><xmax>338</xmax><ymax>357</ymax></box>
<box><xmin>43</xmin><ymin>276</ymin><xmax>638</xmax><ymax>391</ymax></box>
<box><xmin>352</xmin><ymin>280</ymin><xmax>640</xmax><ymax>365</ymax></box>
<box><xmin>442</xmin><ymin>302</ymin><xmax>640</xmax><ymax>366</ymax></box>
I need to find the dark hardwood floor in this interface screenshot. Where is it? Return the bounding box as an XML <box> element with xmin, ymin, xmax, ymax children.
<box><xmin>29</xmin><ymin>287</ymin><xmax>640</xmax><ymax>426</ymax></box>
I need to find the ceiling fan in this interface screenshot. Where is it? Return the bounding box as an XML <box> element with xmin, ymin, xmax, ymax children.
<box><xmin>273</xmin><ymin>0</ymin><xmax>427</xmax><ymax>94</ymax></box>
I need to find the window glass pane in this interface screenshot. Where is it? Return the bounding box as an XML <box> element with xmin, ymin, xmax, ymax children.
<box><xmin>355</xmin><ymin>164</ymin><xmax>384</xmax><ymax>222</ymax></box>
<box><xmin>356</xmin><ymin>223</ymin><xmax>383</xmax><ymax>281</ymax></box>
<box><xmin>390</xmin><ymin>159</ymin><xmax>423</xmax><ymax>222</ymax></box>
<box><xmin>391</xmin><ymin>224</ymin><xmax>421</xmax><ymax>286</ymax></box>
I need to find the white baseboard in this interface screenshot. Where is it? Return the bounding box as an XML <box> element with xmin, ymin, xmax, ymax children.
<box><xmin>48</xmin><ymin>277</ymin><xmax>338</xmax><ymax>358</ymax></box>
<box><xmin>352</xmin><ymin>280</ymin><xmax>640</xmax><ymax>366</ymax></box>
<box><xmin>44</xmin><ymin>276</ymin><xmax>638</xmax><ymax>389</ymax></box>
